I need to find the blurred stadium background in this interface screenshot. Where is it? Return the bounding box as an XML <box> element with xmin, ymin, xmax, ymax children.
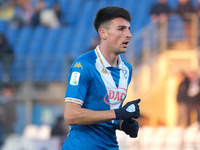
<box><xmin>0</xmin><ymin>0</ymin><xmax>200</xmax><ymax>149</ymax></box>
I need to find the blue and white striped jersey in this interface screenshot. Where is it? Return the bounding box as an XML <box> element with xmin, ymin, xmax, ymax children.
<box><xmin>62</xmin><ymin>46</ymin><xmax>132</xmax><ymax>150</ymax></box>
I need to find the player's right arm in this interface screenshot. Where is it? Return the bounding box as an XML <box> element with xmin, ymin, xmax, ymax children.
<box><xmin>64</xmin><ymin>102</ymin><xmax>116</xmax><ymax>125</ymax></box>
<box><xmin>64</xmin><ymin>99</ymin><xmax>140</xmax><ymax>125</ymax></box>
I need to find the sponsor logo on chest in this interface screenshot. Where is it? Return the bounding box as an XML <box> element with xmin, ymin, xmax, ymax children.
<box><xmin>104</xmin><ymin>88</ymin><xmax>127</xmax><ymax>105</ymax></box>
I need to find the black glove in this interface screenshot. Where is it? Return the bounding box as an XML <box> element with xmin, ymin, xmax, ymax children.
<box><xmin>114</xmin><ymin>99</ymin><xmax>140</xmax><ymax>120</ymax></box>
<box><xmin>121</xmin><ymin>119</ymin><xmax>139</xmax><ymax>138</ymax></box>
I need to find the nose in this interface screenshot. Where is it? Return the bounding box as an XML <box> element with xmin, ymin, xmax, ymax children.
<box><xmin>126</xmin><ymin>29</ymin><xmax>132</xmax><ymax>38</ymax></box>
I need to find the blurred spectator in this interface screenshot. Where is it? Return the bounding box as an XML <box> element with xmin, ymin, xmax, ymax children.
<box><xmin>0</xmin><ymin>128</ymin><xmax>4</xmax><ymax>149</ymax></box>
<box><xmin>198</xmin><ymin>0</ymin><xmax>200</xmax><ymax>47</ymax></box>
<box><xmin>10</xmin><ymin>1</ymin><xmax>34</xmax><ymax>27</ymax></box>
<box><xmin>0</xmin><ymin>34</ymin><xmax>14</xmax><ymax>82</ymax></box>
<box><xmin>51</xmin><ymin>116</ymin><xmax>69</xmax><ymax>147</ymax></box>
<box><xmin>51</xmin><ymin>116</ymin><xmax>69</xmax><ymax>137</ymax></box>
<box><xmin>17</xmin><ymin>0</ymin><xmax>31</xmax><ymax>6</ymax></box>
<box><xmin>175</xmin><ymin>0</ymin><xmax>196</xmax><ymax>21</ymax></box>
<box><xmin>41</xmin><ymin>1</ymin><xmax>61</xmax><ymax>28</ymax></box>
<box><xmin>0</xmin><ymin>0</ymin><xmax>16</xmax><ymax>21</ymax></box>
<box><xmin>52</xmin><ymin>2</ymin><xmax>61</xmax><ymax>23</ymax></box>
<box><xmin>85</xmin><ymin>36</ymin><xmax>99</xmax><ymax>52</ymax></box>
<box><xmin>31</xmin><ymin>0</ymin><xmax>45</xmax><ymax>27</ymax></box>
<box><xmin>31</xmin><ymin>0</ymin><xmax>60</xmax><ymax>28</ymax></box>
<box><xmin>150</xmin><ymin>0</ymin><xmax>171</xmax><ymax>24</ymax></box>
<box><xmin>176</xmin><ymin>71</ymin><xmax>189</xmax><ymax>127</ymax></box>
<box><xmin>0</xmin><ymin>0</ymin><xmax>4</xmax><ymax>6</ymax></box>
<box><xmin>185</xmin><ymin>71</ymin><xmax>200</xmax><ymax>126</ymax></box>
<box><xmin>0</xmin><ymin>85</ymin><xmax>16</xmax><ymax>137</ymax></box>
<box><xmin>174</xmin><ymin>0</ymin><xmax>197</xmax><ymax>48</ymax></box>
<box><xmin>198</xmin><ymin>0</ymin><xmax>200</xmax><ymax>15</ymax></box>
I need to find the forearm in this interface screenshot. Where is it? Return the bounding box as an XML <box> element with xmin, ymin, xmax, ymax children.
<box><xmin>64</xmin><ymin>102</ymin><xmax>116</xmax><ymax>125</ymax></box>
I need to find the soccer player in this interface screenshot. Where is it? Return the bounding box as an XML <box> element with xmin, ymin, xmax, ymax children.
<box><xmin>62</xmin><ymin>6</ymin><xmax>141</xmax><ymax>150</ymax></box>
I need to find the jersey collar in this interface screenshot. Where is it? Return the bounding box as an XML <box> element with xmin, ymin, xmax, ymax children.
<box><xmin>95</xmin><ymin>45</ymin><xmax>124</xmax><ymax>69</ymax></box>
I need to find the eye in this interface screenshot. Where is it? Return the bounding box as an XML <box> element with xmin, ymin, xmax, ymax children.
<box><xmin>118</xmin><ymin>27</ymin><xmax>126</xmax><ymax>31</ymax></box>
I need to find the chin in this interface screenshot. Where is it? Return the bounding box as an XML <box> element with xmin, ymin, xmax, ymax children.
<box><xmin>120</xmin><ymin>48</ymin><xmax>127</xmax><ymax>54</ymax></box>
<box><xmin>115</xmin><ymin>47</ymin><xmax>127</xmax><ymax>54</ymax></box>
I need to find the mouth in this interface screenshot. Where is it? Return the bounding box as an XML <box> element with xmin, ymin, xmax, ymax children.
<box><xmin>122</xmin><ymin>41</ymin><xmax>129</xmax><ymax>47</ymax></box>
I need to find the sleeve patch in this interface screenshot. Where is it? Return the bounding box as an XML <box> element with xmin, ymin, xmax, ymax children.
<box><xmin>70</xmin><ymin>72</ymin><xmax>80</xmax><ymax>85</ymax></box>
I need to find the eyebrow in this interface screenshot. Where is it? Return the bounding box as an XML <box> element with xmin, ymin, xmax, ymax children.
<box><xmin>118</xmin><ymin>25</ymin><xmax>131</xmax><ymax>29</ymax></box>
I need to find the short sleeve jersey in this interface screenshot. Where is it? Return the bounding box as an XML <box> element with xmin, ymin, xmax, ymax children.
<box><xmin>62</xmin><ymin>46</ymin><xmax>132</xmax><ymax>150</ymax></box>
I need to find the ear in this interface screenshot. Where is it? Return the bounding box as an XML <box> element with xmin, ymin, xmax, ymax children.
<box><xmin>98</xmin><ymin>28</ymin><xmax>107</xmax><ymax>40</ymax></box>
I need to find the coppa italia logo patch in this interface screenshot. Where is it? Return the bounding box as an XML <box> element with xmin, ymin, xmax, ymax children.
<box><xmin>104</xmin><ymin>88</ymin><xmax>127</xmax><ymax>105</ymax></box>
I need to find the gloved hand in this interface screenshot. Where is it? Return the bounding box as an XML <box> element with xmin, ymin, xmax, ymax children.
<box><xmin>114</xmin><ymin>99</ymin><xmax>140</xmax><ymax>120</ymax></box>
<box><xmin>121</xmin><ymin>119</ymin><xmax>139</xmax><ymax>138</ymax></box>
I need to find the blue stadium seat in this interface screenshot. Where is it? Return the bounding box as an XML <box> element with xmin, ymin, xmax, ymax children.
<box><xmin>64</xmin><ymin>0</ymin><xmax>83</xmax><ymax>25</ymax></box>
<box><xmin>191</xmin><ymin>0</ymin><xmax>198</xmax><ymax>8</ymax></box>
<box><xmin>32</xmin><ymin>56</ymin><xmax>49</xmax><ymax>81</ymax></box>
<box><xmin>131</xmin><ymin>0</ymin><xmax>152</xmax><ymax>32</ymax></box>
<box><xmin>82</xmin><ymin>28</ymin><xmax>98</xmax><ymax>52</ymax></box>
<box><xmin>56</xmin><ymin>26</ymin><xmax>74</xmax><ymax>56</ymax></box>
<box><xmin>28</xmin><ymin>26</ymin><xmax>47</xmax><ymax>56</ymax></box>
<box><xmin>167</xmin><ymin>15</ymin><xmax>186</xmax><ymax>42</ymax></box>
<box><xmin>95</xmin><ymin>0</ymin><xmax>109</xmax><ymax>10</ymax></box>
<box><xmin>58</xmin><ymin>0</ymin><xmax>70</xmax><ymax>24</ymax></box>
<box><xmin>70</xmin><ymin>35</ymin><xmax>85</xmax><ymax>59</ymax></box>
<box><xmin>44</xmin><ymin>0</ymin><xmax>54</xmax><ymax>8</ymax></box>
<box><xmin>111</xmin><ymin>0</ymin><xmax>127</xmax><ymax>7</ymax></box>
<box><xmin>32</xmin><ymin>56</ymin><xmax>65</xmax><ymax>81</ymax></box>
<box><xmin>41</xmin><ymin>28</ymin><xmax>60</xmax><ymax>55</ymax></box>
<box><xmin>6</xmin><ymin>27</ymin><xmax>19</xmax><ymax>47</ymax></box>
<box><xmin>0</xmin><ymin>63</ymin><xmax>3</xmax><ymax>80</ymax></box>
<box><xmin>10</xmin><ymin>56</ymin><xmax>27</xmax><ymax>81</ymax></box>
<box><xmin>14</xmin><ymin>104</ymin><xmax>26</xmax><ymax>134</ymax></box>
<box><xmin>14</xmin><ymin>26</ymin><xmax>33</xmax><ymax>55</ymax></box>
<box><xmin>58</xmin><ymin>0</ymin><xmax>69</xmax><ymax>10</ymax></box>
<box><xmin>47</xmin><ymin>58</ymin><xmax>63</xmax><ymax>81</ymax></box>
<box><xmin>0</xmin><ymin>20</ymin><xmax>8</xmax><ymax>33</ymax></box>
<box><xmin>167</xmin><ymin>0</ymin><xmax>178</xmax><ymax>10</ymax></box>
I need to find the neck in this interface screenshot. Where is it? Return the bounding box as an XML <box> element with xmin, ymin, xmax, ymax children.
<box><xmin>99</xmin><ymin>44</ymin><xmax>119</xmax><ymax>67</ymax></box>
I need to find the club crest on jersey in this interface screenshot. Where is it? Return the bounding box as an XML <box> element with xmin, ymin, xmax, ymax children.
<box><xmin>122</xmin><ymin>70</ymin><xmax>128</xmax><ymax>79</ymax></box>
<box><xmin>101</xmin><ymin>68</ymin><xmax>108</xmax><ymax>74</ymax></box>
<box><xmin>73</xmin><ymin>62</ymin><xmax>83</xmax><ymax>69</ymax></box>
<box><xmin>104</xmin><ymin>88</ymin><xmax>127</xmax><ymax>105</ymax></box>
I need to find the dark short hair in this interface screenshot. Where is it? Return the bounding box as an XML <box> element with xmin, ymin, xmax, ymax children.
<box><xmin>94</xmin><ymin>6</ymin><xmax>131</xmax><ymax>32</ymax></box>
